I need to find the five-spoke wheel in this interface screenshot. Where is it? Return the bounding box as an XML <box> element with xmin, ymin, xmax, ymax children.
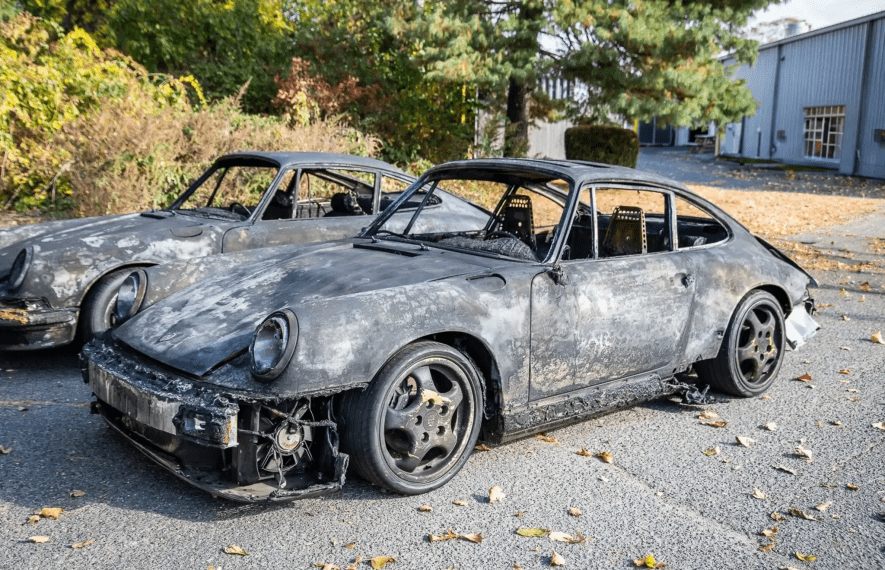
<box><xmin>341</xmin><ymin>341</ymin><xmax>482</xmax><ymax>494</ymax></box>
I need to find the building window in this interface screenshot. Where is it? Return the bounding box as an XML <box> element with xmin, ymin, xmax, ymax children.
<box><xmin>804</xmin><ymin>106</ymin><xmax>845</xmax><ymax>160</ymax></box>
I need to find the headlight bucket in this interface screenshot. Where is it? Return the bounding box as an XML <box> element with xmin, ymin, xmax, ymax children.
<box><xmin>7</xmin><ymin>247</ymin><xmax>33</xmax><ymax>291</ymax></box>
<box><xmin>249</xmin><ymin>309</ymin><xmax>298</xmax><ymax>382</ymax></box>
<box><xmin>114</xmin><ymin>269</ymin><xmax>147</xmax><ymax>324</ymax></box>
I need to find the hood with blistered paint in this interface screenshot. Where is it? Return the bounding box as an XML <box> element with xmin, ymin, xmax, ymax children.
<box><xmin>113</xmin><ymin>240</ymin><xmax>508</xmax><ymax>377</ymax></box>
<box><xmin>0</xmin><ymin>212</ymin><xmax>226</xmax><ymax>305</ymax></box>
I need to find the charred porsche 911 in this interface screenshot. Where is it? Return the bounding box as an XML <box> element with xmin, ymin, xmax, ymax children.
<box><xmin>81</xmin><ymin>158</ymin><xmax>818</xmax><ymax>502</ymax></box>
<box><xmin>0</xmin><ymin>152</ymin><xmax>486</xmax><ymax>350</ymax></box>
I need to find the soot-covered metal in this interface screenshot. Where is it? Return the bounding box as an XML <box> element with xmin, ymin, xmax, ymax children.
<box><xmin>81</xmin><ymin>157</ymin><xmax>819</xmax><ymax>502</ymax></box>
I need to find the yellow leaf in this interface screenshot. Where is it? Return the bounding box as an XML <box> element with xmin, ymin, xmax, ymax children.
<box><xmin>698</xmin><ymin>410</ymin><xmax>719</xmax><ymax>420</ymax></box>
<box><xmin>596</xmin><ymin>451</ymin><xmax>613</xmax><ymax>464</ymax></box>
<box><xmin>370</xmin><ymin>556</ymin><xmax>396</xmax><ymax>569</ymax></box>
<box><xmin>736</xmin><ymin>436</ymin><xmax>754</xmax><ymax>447</ymax></box>
<box><xmin>789</xmin><ymin>508</ymin><xmax>816</xmax><ymax>520</ymax></box>
<box><xmin>72</xmin><ymin>539</ymin><xmax>95</xmax><ymax>549</ymax></box>
<box><xmin>839</xmin><ymin>288</ymin><xmax>847</xmax><ymax>295</ymax></box>
<box><xmin>814</xmin><ymin>502</ymin><xmax>832</xmax><ymax>512</ymax></box>
<box><xmin>753</xmin><ymin>488</ymin><xmax>767</xmax><ymax>500</ymax></box>
<box><xmin>452</xmin><ymin>500</ymin><xmax>468</xmax><ymax>506</ymax></box>
<box><xmin>871</xmin><ymin>331</ymin><xmax>885</xmax><ymax>344</ymax></box>
<box><xmin>839</xmin><ymin>369</ymin><xmax>851</xmax><ymax>375</ymax></box>
<box><xmin>29</xmin><ymin>536</ymin><xmax>50</xmax><ymax>544</ymax></box>
<box><xmin>568</xmin><ymin>507</ymin><xmax>581</xmax><ymax>517</ymax></box>
<box><xmin>795</xmin><ymin>373</ymin><xmax>813</xmax><ymax>382</ymax></box>
<box><xmin>474</xmin><ymin>443</ymin><xmax>492</xmax><ymax>451</ymax></box>
<box><xmin>517</xmin><ymin>528</ymin><xmax>550</xmax><ymax>537</ymax></box>
<box><xmin>632</xmin><ymin>554</ymin><xmax>665</xmax><ymax>567</ymax></box>
<box><xmin>39</xmin><ymin>508</ymin><xmax>62</xmax><ymax>520</ymax></box>
<box><xmin>69</xmin><ymin>490</ymin><xmax>85</xmax><ymax>498</ymax></box>
<box><xmin>550</xmin><ymin>550</ymin><xmax>566</xmax><ymax>566</ymax></box>
<box><xmin>537</xmin><ymin>434</ymin><xmax>558</xmax><ymax>444</ymax></box>
<box><xmin>575</xmin><ymin>447</ymin><xmax>593</xmax><ymax>457</ymax></box>
<box><xmin>418</xmin><ymin>505</ymin><xmax>432</xmax><ymax>512</ymax></box>
<box><xmin>428</xmin><ymin>529</ymin><xmax>459</xmax><ymax>543</ymax></box>
<box><xmin>489</xmin><ymin>485</ymin><xmax>505</xmax><ymax>504</ymax></box>
<box><xmin>760</xmin><ymin>527</ymin><xmax>778</xmax><ymax>537</ymax></box>
<box><xmin>223</xmin><ymin>544</ymin><xmax>248</xmax><ymax>556</ymax></box>
<box><xmin>795</xmin><ymin>552</ymin><xmax>817</xmax><ymax>562</ymax></box>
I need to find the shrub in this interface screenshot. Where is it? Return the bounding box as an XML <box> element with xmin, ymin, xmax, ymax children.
<box><xmin>564</xmin><ymin>124</ymin><xmax>640</xmax><ymax>168</ymax></box>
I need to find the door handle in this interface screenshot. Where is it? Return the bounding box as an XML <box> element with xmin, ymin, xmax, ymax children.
<box><xmin>681</xmin><ymin>273</ymin><xmax>695</xmax><ymax>287</ymax></box>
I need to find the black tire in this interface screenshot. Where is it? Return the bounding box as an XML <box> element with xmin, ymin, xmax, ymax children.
<box><xmin>696</xmin><ymin>290</ymin><xmax>786</xmax><ymax>397</ymax></box>
<box><xmin>79</xmin><ymin>268</ymin><xmax>138</xmax><ymax>341</ymax></box>
<box><xmin>340</xmin><ymin>341</ymin><xmax>483</xmax><ymax>495</ymax></box>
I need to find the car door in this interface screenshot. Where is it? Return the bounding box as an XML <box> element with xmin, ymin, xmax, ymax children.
<box><xmin>529</xmin><ymin>185</ymin><xmax>697</xmax><ymax>401</ymax></box>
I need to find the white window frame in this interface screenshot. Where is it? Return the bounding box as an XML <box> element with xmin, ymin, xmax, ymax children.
<box><xmin>803</xmin><ymin>106</ymin><xmax>845</xmax><ymax>160</ymax></box>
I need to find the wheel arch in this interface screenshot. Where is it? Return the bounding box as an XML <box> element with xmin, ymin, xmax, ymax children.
<box><xmin>76</xmin><ymin>262</ymin><xmax>158</xmax><ymax>325</ymax></box>
<box><xmin>755</xmin><ymin>283</ymin><xmax>792</xmax><ymax>315</ymax></box>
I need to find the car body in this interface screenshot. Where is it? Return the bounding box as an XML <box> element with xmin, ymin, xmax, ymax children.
<box><xmin>81</xmin><ymin>158</ymin><xmax>819</xmax><ymax>502</ymax></box>
<box><xmin>0</xmin><ymin>152</ymin><xmax>486</xmax><ymax>349</ymax></box>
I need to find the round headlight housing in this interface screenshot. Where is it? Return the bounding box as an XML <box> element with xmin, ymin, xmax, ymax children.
<box><xmin>114</xmin><ymin>269</ymin><xmax>147</xmax><ymax>324</ymax></box>
<box><xmin>7</xmin><ymin>247</ymin><xmax>33</xmax><ymax>291</ymax></box>
<box><xmin>249</xmin><ymin>309</ymin><xmax>298</xmax><ymax>382</ymax></box>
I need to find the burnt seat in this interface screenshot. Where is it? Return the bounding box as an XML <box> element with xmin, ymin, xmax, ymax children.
<box><xmin>601</xmin><ymin>206</ymin><xmax>646</xmax><ymax>257</ymax></box>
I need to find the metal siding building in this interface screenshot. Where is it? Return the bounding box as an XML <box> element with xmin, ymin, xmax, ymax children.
<box><xmin>725</xmin><ymin>12</ymin><xmax>885</xmax><ymax>179</ymax></box>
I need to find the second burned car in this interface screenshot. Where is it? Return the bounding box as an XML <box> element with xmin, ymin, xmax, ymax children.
<box><xmin>82</xmin><ymin>158</ymin><xmax>818</xmax><ymax>502</ymax></box>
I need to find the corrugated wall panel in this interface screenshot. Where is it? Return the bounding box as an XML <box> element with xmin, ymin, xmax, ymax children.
<box><xmin>731</xmin><ymin>50</ymin><xmax>778</xmax><ymax>158</ymax></box>
<box><xmin>857</xmin><ymin>19</ymin><xmax>885</xmax><ymax>178</ymax></box>
<box><xmin>771</xmin><ymin>24</ymin><xmax>867</xmax><ymax>172</ymax></box>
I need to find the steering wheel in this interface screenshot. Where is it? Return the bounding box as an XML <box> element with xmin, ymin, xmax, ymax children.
<box><xmin>487</xmin><ymin>230</ymin><xmax>522</xmax><ymax>242</ymax></box>
<box><xmin>228</xmin><ymin>201</ymin><xmax>250</xmax><ymax>217</ymax></box>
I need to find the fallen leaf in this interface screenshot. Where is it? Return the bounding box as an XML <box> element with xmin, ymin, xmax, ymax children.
<box><xmin>428</xmin><ymin>529</ymin><xmax>459</xmax><ymax>543</ymax></box>
<box><xmin>873</xmin><ymin>422</ymin><xmax>885</xmax><ymax>430</ymax></box>
<box><xmin>839</xmin><ymin>369</ymin><xmax>851</xmax><ymax>375</ymax></box>
<box><xmin>839</xmin><ymin>288</ymin><xmax>847</xmax><ymax>296</ymax></box>
<box><xmin>568</xmin><ymin>507</ymin><xmax>581</xmax><ymax>517</ymax></box>
<box><xmin>370</xmin><ymin>556</ymin><xmax>396</xmax><ymax>569</ymax></box>
<box><xmin>753</xmin><ymin>488</ymin><xmax>767</xmax><ymax>500</ymax></box>
<box><xmin>795</xmin><ymin>445</ymin><xmax>813</xmax><ymax>461</ymax></box>
<box><xmin>761</xmin><ymin>527</ymin><xmax>779</xmax><ymax>537</ymax></box>
<box><xmin>474</xmin><ymin>443</ymin><xmax>492</xmax><ymax>451</ymax></box>
<box><xmin>514</xmin><ymin>511</ymin><xmax>527</xmax><ymax>517</ymax></box>
<box><xmin>860</xmin><ymin>282</ymin><xmax>871</xmax><ymax>291</ymax></box>
<box><xmin>596</xmin><ymin>451</ymin><xmax>613</xmax><ymax>464</ymax></box>
<box><xmin>223</xmin><ymin>545</ymin><xmax>248</xmax><ymax>556</ymax></box>
<box><xmin>859</xmin><ymin>296</ymin><xmax>866</xmax><ymax>303</ymax></box>
<box><xmin>795</xmin><ymin>552</ymin><xmax>817</xmax><ymax>562</ymax></box>
<box><xmin>516</xmin><ymin>528</ymin><xmax>550</xmax><ymax>537</ymax></box>
<box><xmin>418</xmin><ymin>505</ymin><xmax>432</xmax><ymax>513</ymax></box>
<box><xmin>832</xmin><ymin>420</ymin><xmax>843</xmax><ymax>427</ymax></box>
<box><xmin>18</xmin><ymin>406</ymin><xmax>27</xmax><ymax>411</ymax></box>
<box><xmin>314</xmin><ymin>564</ymin><xmax>340</xmax><ymax>570</ymax></box>
<box><xmin>69</xmin><ymin>490</ymin><xmax>85</xmax><ymax>498</ymax></box>
<box><xmin>736</xmin><ymin>436</ymin><xmax>754</xmax><ymax>447</ymax></box>
<box><xmin>839</xmin><ymin>346</ymin><xmax>851</xmax><ymax>351</ymax></box>
<box><xmin>514</xmin><ymin>566</ymin><xmax>522</xmax><ymax>570</ymax></box>
<box><xmin>536</xmin><ymin>434</ymin><xmax>558</xmax><ymax>444</ymax></box>
<box><xmin>345</xmin><ymin>542</ymin><xmax>356</xmax><ymax>549</ymax></box>
<box><xmin>27</xmin><ymin>515</ymin><xmax>40</xmax><ymax>525</ymax></box>
<box><xmin>462</xmin><ymin>533</ymin><xmax>483</xmax><ymax>544</ymax></box>
<box><xmin>346</xmin><ymin>557</ymin><xmax>364</xmax><ymax>570</ymax></box>
<box><xmin>452</xmin><ymin>500</ymin><xmax>468</xmax><ymax>506</ymax></box>
<box><xmin>847</xmin><ymin>388</ymin><xmax>858</xmax><ymax>393</ymax></box>
<box><xmin>29</xmin><ymin>536</ymin><xmax>50</xmax><ymax>544</ymax></box>
<box><xmin>39</xmin><ymin>507</ymin><xmax>62</xmax><ymax>520</ymax></box>
<box><xmin>633</xmin><ymin>554</ymin><xmax>666</xmax><ymax>568</ymax></box>
<box><xmin>550</xmin><ymin>550</ymin><xmax>566</xmax><ymax>566</ymax></box>
<box><xmin>871</xmin><ymin>331</ymin><xmax>885</xmax><ymax>345</ymax></box>
<box><xmin>702</xmin><ymin>446</ymin><xmax>721</xmax><ymax>456</ymax></box>
<box><xmin>779</xmin><ymin>566</ymin><xmax>801</xmax><ymax>570</ymax></box>
<box><xmin>795</xmin><ymin>374</ymin><xmax>813</xmax><ymax>382</ymax></box>
<box><xmin>698</xmin><ymin>410</ymin><xmax>719</xmax><ymax>420</ymax></box>
<box><xmin>789</xmin><ymin>508</ymin><xmax>816</xmax><ymax>520</ymax></box>
<box><xmin>489</xmin><ymin>485</ymin><xmax>505</xmax><ymax>504</ymax></box>
<box><xmin>759</xmin><ymin>542</ymin><xmax>776</xmax><ymax>552</ymax></box>
<box><xmin>549</xmin><ymin>532</ymin><xmax>574</xmax><ymax>543</ymax></box>
<box><xmin>814</xmin><ymin>502</ymin><xmax>832</xmax><ymax>512</ymax></box>
<box><xmin>774</xmin><ymin>465</ymin><xmax>797</xmax><ymax>475</ymax></box>
<box><xmin>0</xmin><ymin>445</ymin><xmax>11</xmax><ymax>454</ymax></box>
<box><xmin>764</xmin><ymin>422</ymin><xmax>778</xmax><ymax>431</ymax></box>
<box><xmin>761</xmin><ymin>394</ymin><xmax>771</xmax><ymax>400</ymax></box>
<box><xmin>841</xmin><ymin>315</ymin><xmax>851</xmax><ymax>321</ymax></box>
<box><xmin>771</xmin><ymin>512</ymin><xmax>786</xmax><ymax>521</ymax></box>
<box><xmin>575</xmin><ymin>447</ymin><xmax>592</xmax><ymax>457</ymax></box>
<box><xmin>71</xmin><ymin>539</ymin><xmax>95</xmax><ymax>549</ymax></box>
<box><xmin>846</xmin><ymin>484</ymin><xmax>859</xmax><ymax>491</ymax></box>
<box><xmin>701</xmin><ymin>420</ymin><xmax>728</xmax><ymax>428</ymax></box>
<box><xmin>598</xmin><ymin>475</ymin><xmax>608</xmax><ymax>482</ymax></box>
<box><xmin>817</xmin><ymin>303</ymin><xmax>833</xmax><ymax>308</ymax></box>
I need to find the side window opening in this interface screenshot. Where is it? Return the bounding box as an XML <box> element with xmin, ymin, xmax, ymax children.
<box><xmin>674</xmin><ymin>196</ymin><xmax>728</xmax><ymax>248</ymax></box>
<box><xmin>591</xmin><ymin>188</ymin><xmax>670</xmax><ymax>259</ymax></box>
<box><xmin>293</xmin><ymin>169</ymin><xmax>377</xmax><ymax>219</ymax></box>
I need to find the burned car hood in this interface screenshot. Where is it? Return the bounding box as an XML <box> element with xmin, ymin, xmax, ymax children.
<box><xmin>113</xmin><ymin>240</ymin><xmax>504</xmax><ymax>377</ymax></box>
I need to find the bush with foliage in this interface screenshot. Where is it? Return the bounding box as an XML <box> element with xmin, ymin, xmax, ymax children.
<box><xmin>564</xmin><ymin>125</ymin><xmax>640</xmax><ymax>168</ymax></box>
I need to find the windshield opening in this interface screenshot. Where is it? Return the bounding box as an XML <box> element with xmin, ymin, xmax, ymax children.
<box><xmin>172</xmin><ymin>163</ymin><xmax>281</xmax><ymax>220</ymax></box>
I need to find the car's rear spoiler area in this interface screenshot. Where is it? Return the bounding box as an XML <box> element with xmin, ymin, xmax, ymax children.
<box><xmin>755</xmin><ymin>236</ymin><xmax>819</xmax><ymax>288</ymax></box>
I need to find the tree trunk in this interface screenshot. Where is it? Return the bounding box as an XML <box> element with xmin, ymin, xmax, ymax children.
<box><xmin>504</xmin><ymin>77</ymin><xmax>529</xmax><ymax>157</ymax></box>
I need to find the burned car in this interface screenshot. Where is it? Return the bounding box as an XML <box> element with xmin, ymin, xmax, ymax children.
<box><xmin>0</xmin><ymin>152</ymin><xmax>486</xmax><ymax>349</ymax></box>
<box><xmin>81</xmin><ymin>158</ymin><xmax>818</xmax><ymax>502</ymax></box>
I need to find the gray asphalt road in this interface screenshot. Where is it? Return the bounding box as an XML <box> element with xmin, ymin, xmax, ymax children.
<box><xmin>2</xmin><ymin>206</ymin><xmax>884</xmax><ymax>570</ymax></box>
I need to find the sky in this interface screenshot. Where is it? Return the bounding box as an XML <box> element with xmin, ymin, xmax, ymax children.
<box><xmin>749</xmin><ymin>0</ymin><xmax>885</xmax><ymax>30</ymax></box>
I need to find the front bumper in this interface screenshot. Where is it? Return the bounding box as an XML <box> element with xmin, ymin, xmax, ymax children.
<box><xmin>0</xmin><ymin>300</ymin><xmax>78</xmax><ymax>350</ymax></box>
<box><xmin>82</xmin><ymin>340</ymin><xmax>348</xmax><ymax>502</ymax></box>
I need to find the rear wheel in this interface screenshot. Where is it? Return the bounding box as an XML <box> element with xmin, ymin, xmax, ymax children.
<box><xmin>341</xmin><ymin>341</ymin><xmax>483</xmax><ymax>495</ymax></box>
<box><xmin>696</xmin><ymin>290</ymin><xmax>785</xmax><ymax>397</ymax></box>
<box><xmin>79</xmin><ymin>268</ymin><xmax>138</xmax><ymax>341</ymax></box>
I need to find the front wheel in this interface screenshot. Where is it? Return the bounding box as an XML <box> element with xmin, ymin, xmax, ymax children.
<box><xmin>696</xmin><ymin>290</ymin><xmax>786</xmax><ymax>397</ymax></box>
<box><xmin>341</xmin><ymin>341</ymin><xmax>483</xmax><ymax>495</ymax></box>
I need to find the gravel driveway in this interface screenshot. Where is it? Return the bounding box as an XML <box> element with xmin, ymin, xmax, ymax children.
<box><xmin>2</xmin><ymin>149</ymin><xmax>883</xmax><ymax>569</ymax></box>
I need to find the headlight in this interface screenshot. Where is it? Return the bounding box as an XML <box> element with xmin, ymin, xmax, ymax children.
<box><xmin>114</xmin><ymin>269</ymin><xmax>147</xmax><ymax>324</ymax></box>
<box><xmin>249</xmin><ymin>309</ymin><xmax>298</xmax><ymax>381</ymax></box>
<box><xmin>6</xmin><ymin>247</ymin><xmax>33</xmax><ymax>291</ymax></box>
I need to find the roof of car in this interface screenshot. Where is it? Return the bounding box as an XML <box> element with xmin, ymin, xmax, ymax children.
<box><xmin>215</xmin><ymin>151</ymin><xmax>409</xmax><ymax>174</ymax></box>
<box><xmin>425</xmin><ymin>158</ymin><xmax>687</xmax><ymax>190</ymax></box>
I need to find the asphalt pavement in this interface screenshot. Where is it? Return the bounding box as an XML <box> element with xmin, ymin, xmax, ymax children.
<box><xmin>2</xmin><ymin>151</ymin><xmax>884</xmax><ymax>569</ymax></box>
